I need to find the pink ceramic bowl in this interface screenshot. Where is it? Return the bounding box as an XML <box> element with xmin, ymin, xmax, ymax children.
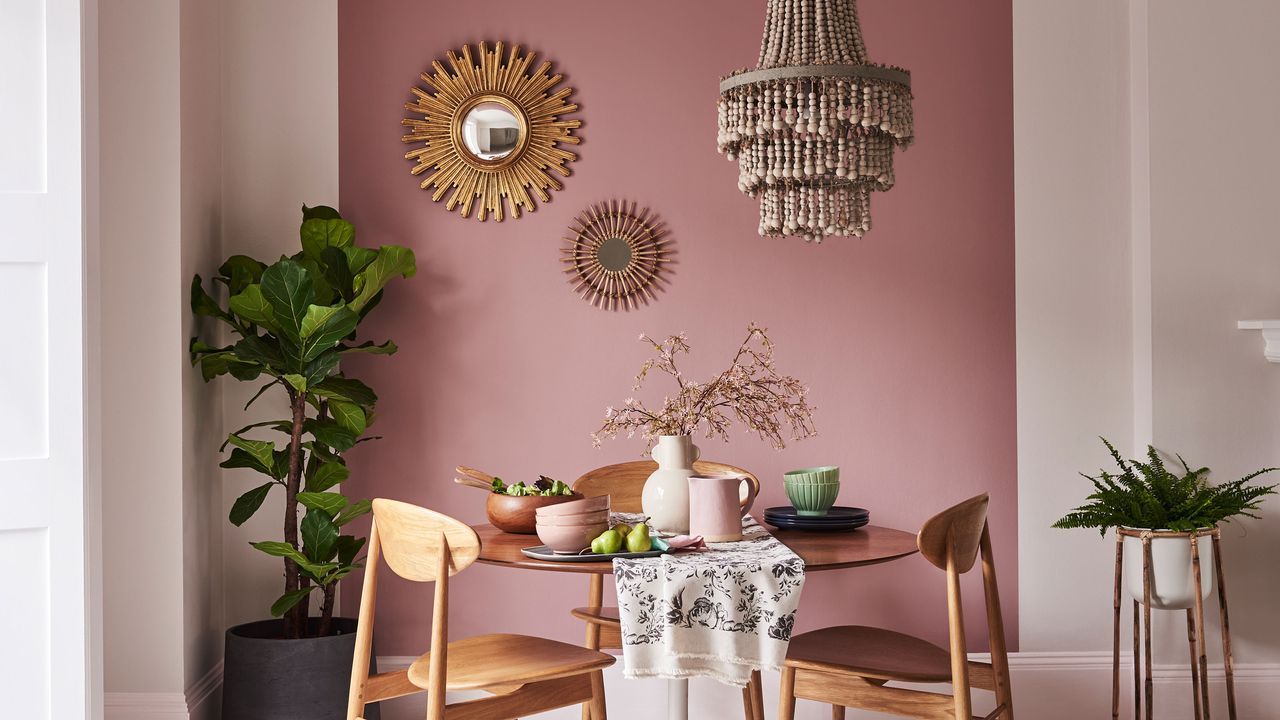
<box><xmin>535</xmin><ymin>509</ymin><xmax>611</xmax><ymax>526</ymax></box>
<box><xmin>536</xmin><ymin>495</ymin><xmax>610</xmax><ymax>517</ymax></box>
<box><xmin>535</xmin><ymin>520</ymin><xmax>609</xmax><ymax>553</ymax></box>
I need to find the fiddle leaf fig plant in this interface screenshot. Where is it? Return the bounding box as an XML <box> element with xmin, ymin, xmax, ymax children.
<box><xmin>190</xmin><ymin>204</ymin><xmax>415</xmax><ymax>639</ymax></box>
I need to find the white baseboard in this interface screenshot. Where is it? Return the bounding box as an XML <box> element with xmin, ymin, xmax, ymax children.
<box><xmin>374</xmin><ymin>652</ymin><xmax>1280</xmax><ymax>720</ymax></box>
<box><xmin>104</xmin><ymin>660</ymin><xmax>222</xmax><ymax>720</ymax></box>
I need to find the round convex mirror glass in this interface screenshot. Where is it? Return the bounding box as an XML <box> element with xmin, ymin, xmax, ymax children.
<box><xmin>597</xmin><ymin>237</ymin><xmax>633</xmax><ymax>271</ymax></box>
<box><xmin>460</xmin><ymin>101</ymin><xmax>522</xmax><ymax>161</ymax></box>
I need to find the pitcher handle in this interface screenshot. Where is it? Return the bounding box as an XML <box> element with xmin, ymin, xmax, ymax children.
<box><xmin>739</xmin><ymin>475</ymin><xmax>759</xmax><ymax>517</ymax></box>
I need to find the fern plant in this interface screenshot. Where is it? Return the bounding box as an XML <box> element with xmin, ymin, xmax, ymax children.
<box><xmin>1053</xmin><ymin>438</ymin><xmax>1278</xmax><ymax>535</ymax></box>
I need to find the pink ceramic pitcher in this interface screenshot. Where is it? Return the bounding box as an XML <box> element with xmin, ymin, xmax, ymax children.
<box><xmin>687</xmin><ymin>473</ymin><xmax>759</xmax><ymax>542</ymax></box>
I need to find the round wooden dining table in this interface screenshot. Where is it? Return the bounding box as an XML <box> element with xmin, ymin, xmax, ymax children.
<box><xmin>472</xmin><ymin>522</ymin><xmax>921</xmax><ymax>720</ymax></box>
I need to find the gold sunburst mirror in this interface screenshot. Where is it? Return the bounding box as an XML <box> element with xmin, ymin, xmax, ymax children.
<box><xmin>401</xmin><ymin>42</ymin><xmax>581</xmax><ymax>221</ymax></box>
<box><xmin>562</xmin><ymin>200</ymin><xmax>672</xmax><ymax>311</ymax></box>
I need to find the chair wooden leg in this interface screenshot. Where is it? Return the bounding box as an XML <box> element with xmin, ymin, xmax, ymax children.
<box><xmin>741</xmin><ymin>682</ymin><xmax>756</xmax><ymax>720</ymax></box>
<box><xmin>1187</xmin><ymin>609</ymin><xmax>1203</xmax><ymax>720</ymax></box>
<box><xmin>749</xmin><ymin>670</ymin><xmax>764</xmax><ymax>720</ymax></box>
<box><xmin>583</xmin><ymin>576</ymin><xmax>604</xmax><ymax>720</ymax></box>
<box><xmin>588</xmin><ymin>670</ymin><xmax>607</xmax><ymax>720</ymax></box>
<box><xmin>1212</xmin><ymin>533</ymin><xmax>1238</xmax><ymax>720</ymax></box>
<box><xmin>778</xmin><ymin>667</ymin><xmax>796</xmax><ymax>720</ymax></box>
<box><xmin>831</xmin><ymin>705</ymin><xmax>846</xmax><ymax>720</ymax></box>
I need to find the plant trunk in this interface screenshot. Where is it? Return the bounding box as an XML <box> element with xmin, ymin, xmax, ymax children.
<box><xmin>318</xmin><ymin>583</ymin><xmax>336</xmax><ymax>637</ymax></box>
<box><xmin>283</xmin><ymin>389</ymin><xmax>308</xmax><ymax>639</ymax></box>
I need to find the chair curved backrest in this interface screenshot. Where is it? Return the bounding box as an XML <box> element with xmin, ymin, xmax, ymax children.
<box><xmin>371</xmin><ymin>498</ymin><xmax>480</xmax><ymax>581</ymax></box>
<box><xmin>916</xmin><ymin>493</ymin><xmax>989</xmax><ymax>573</ymax></box>
<box><xmin>573</xmin><ymin>460</ymin><xmax>760</xmax><ymax>514</ymax></box>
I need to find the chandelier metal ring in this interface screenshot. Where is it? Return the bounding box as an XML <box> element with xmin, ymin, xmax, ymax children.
<box><xmin>719</xmin><ymin>64</ymin><xmax>910</xmax><ymax>94</ymax></box>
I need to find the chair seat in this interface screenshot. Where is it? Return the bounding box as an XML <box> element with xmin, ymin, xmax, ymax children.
<box><xmin>571</xmin><ymin>606</ymin><xmax>620</xmax><ymax>626</ymax></box>
<box><xmin>407</xmin><ymin>633</ymin><xmax>614</xmax><ymax>691</ymax></box>
<box><xmin>785</xmin><ymin>626</ymin><xmax>954</xmax><ymax>683</ymax></box>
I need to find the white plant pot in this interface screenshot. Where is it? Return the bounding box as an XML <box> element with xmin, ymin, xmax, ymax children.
<box><xmin>1122</xmin><ymin>529</ymin><xmax>1215</xmax><ymax>610</ymax></box>
<box><xmin>641</xmin><ymin>435</ymin><xmax>700</xmax><ymax>534</ymax></box>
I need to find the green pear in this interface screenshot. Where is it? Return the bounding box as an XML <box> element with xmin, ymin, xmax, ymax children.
<box><xmin>613</xmin><ymin>523</ymin><xmax>632</xmax><ymax>537</ymax></box>
<box><xmin>626</xmin><ymin>522</ymin><xmax>651</xmax><ymax>553</ymax></box>
<box><xmin>591</xmin><ymin>529</ymin><xmax>624</xmax><ymax>555</ymax></box>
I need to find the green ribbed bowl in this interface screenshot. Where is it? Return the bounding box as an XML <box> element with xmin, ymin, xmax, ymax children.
<box><xmin>784</xmin><ymin>479</ymin><xmax>840</xmax><ymax>517</ymax></box>
<box><xmin>783</xmin><ymin>466</ymin><xmax>840</xmax><ymax>485</ymax></box>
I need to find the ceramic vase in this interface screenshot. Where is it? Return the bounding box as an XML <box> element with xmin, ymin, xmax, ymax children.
<box><xmin>1122</xmin><ymin>529</ymin><xmax>1215</xmax><ymax>609</ymax></box>
<box><xmin>642</xmin><ymin>435</ymin><xmax>700</xmax><ymax>534</ymax></box>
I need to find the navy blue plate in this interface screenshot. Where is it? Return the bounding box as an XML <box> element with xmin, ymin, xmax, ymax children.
<box><xmin>764</xmin><ymin>506</ymin><xmax>869</xmax><ymax>521</ymax></box>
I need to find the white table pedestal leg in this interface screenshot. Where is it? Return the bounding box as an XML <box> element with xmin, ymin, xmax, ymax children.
<box><xmin>667</xmin><ymin>678</ymin><xmax>689</xmax><ymax>720</ymax></box>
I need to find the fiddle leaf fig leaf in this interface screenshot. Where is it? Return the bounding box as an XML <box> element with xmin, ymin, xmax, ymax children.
<box><xmin>328</xmin><ymin>399</ymin><xmax>366</xmax><ymax>435</ymax></box>
<box><xmin>336</xmin><ymin>535</ymin><xmax>366</xmax><ymax>566</ymax></box>
<box><xmin>191</xmin><ymin>275</ymin><xmax>233</xmax><ymax>324</ymax></box>
<box><xmin>229</xmin><ymin>482</ymin><xmax>276</xmax><ymax>526</ymax></box>
<box><xmin>304</xmin><ymin>419</ymin><xmax>357</xmax><ymax>451</ymax></box>
<box><xmin>300</xmin><ymin>218</ymin><xmax>355</xmax><ymax>259</ymax></box>
<box><xmin>301</xmin><ymin>510</ymin><xmax>339</xmax><ymax>562</ymax></box>
<box><xmin>342</xmin><ymin>245</ymin><xmax>378</xmax><ymax>275</ymax></box>
<box><xmin>302</xmin><ymin>204</ymin><xmax>342</xmax><ymax>221</ymax></box>
<box><xmin>350</xmin><ymin>246</ymin><xmax>416</xmax><ymax>313</ymax></box>
<box><xmin>312</xmin><ymin>377</ymin><xmax>377</xmax><ymax>407</ymax></box>
<box><xmin>283</xmin><ymin>374</ymin><xmax>307</xmax><ymax>393</ymax></box>
<box><xmin>260</xmin><ymin>259</ymin><xmax>314</xmax><ymax>342</ymax></box>
<box><xmin>297</xmin><ymin>491</ymin><xmax>347</xmax><ymax>517</ymax></box>
<box><xmin>269</xmin><ymin>588</ymin><xmax>315</xmax><ymax>618</ymax></box>
<box><xmin>306</xmin><ymin>460</ymin><xmax>349</xmax><ymax>492</ymax></box>
<box><xmin>303</xmin><ymin>350</ymin><xmax>341</xmax><ymax>388</ymax></box>
<box><xmin>226</xmin><ymin>434</ymin><xmax>277</xmax><ymax>474</ymax></box>
<box><xmin>228</xmin><ymin>284</ymin><xmax>275</xmax><ymax>328</ymax></box>
<box><xmin>334</xmin><ymin>499</ymin><xmax>371</xmax><ymax>527</ymax></box>
<box><xmin>218</xmin><ymin>255</ymin><xmax>267</xmax><ymax>295</ymax></box>
<box><xmin>320</xmin><ymin>246</ymin><xmax>355</xmax><ymax>302</ymax></box>
<box><xmin>299</xmin><ymin>304</ymin><xmax>359</xmax><ymax>362</ymax></box>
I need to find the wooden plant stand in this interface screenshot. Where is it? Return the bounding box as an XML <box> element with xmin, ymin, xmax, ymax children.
<box><xmin>1111</xmin><ymin>527</ymin><xmax>1236</xmax><ymax>720</ymax></box>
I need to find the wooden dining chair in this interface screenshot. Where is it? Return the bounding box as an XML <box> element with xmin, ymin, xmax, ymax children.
<box><xmin>777</xmin><ymin>493</ymin><xmax>1014</xmax><ymax>720</ymax></box>
<box><xmin>569</xmin><ymin>460</ymin><xmax>766</xmax><ymax>720</ymax></box>
<box><xmin>346</xmin><ymin>498</ymin><xmax>615</xmax><ymax>720</ymax></box>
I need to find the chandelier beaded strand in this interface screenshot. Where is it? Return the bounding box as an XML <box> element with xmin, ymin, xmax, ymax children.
<box><xmin>717</xmin><ymin>0</ymin><xmax>914</xmax><ymax>243</ymax></box>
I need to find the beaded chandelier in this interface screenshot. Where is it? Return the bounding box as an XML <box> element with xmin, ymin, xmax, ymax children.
<box><xmin>717</xmin><ymin>0</ymin><xmax>914</xmax><ymax>242</ymax></box>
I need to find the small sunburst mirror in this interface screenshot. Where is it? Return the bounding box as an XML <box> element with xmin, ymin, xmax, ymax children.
<box><xmin>402</xmin><ymin>42</ymin><xmax>581</xmax><ymax>222</ymax></box>
<box><xmin>562</xmin><ymin>200</ymin><xmax>672</xmax><ymax>311</ymax></box>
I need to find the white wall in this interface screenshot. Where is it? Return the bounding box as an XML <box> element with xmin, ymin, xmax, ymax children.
<box><xmin>1015</xmin><ymin>0</ymin><xmax>1280</xmax><ymax>716</ymax></box>
<box><xmin>100</xmin><ymin>1</ymin><xmax>338</xmax><ymax>716</ymax></box>
<box><xmin>219</xmin><ymin>0</ymin><xmax>340</xmax><ymax>629</ymax></box>
<box><xmin>100</xmin><ymin>0</ymin><xmax>186</xmax><ymax>695</ymax></box>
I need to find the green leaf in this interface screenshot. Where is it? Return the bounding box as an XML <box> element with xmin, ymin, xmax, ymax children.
<box><xmin>220</xmin><ymin>448</ymin><xmax>273</xmax><ymax>476</ymax></box>
<box><xmin>336</xmin><ymin>535</ymin><xmax>366</xmax><ymax>566</ymax></box>
<box><xmin>228</xmin><ymin>284</ymin><xmax>276</xmax><ymax>328</ymax></box>
<box><xmin>226</xmin><ymin>434</ymin><xmax>276</xmax><ymax>475</ymax></box>
<box><xmin>302</xmin><ymin>204</ymin><xmax>342</xmax><ymax>221</ymax></box>
<box><xmin>304</xmin><ymin>350</ymin><xmax>341</xmax><ymax>388</ymax></box>
<box><xmin>260</xmin><ymin>259</ymin><xmax>315</xmax><ymax>342</ymax></box>
<box><xmin>334</xmin><ymin>498</ymin><xmax>371</xmax><ymax>527</ymax></box>
<box><xmin>312</xmin><ymin>376</ymin><xmax>377</xmax><ymax>406</ymax></box>
<box><xmin>232</xmin><ymin>334</ymin><xmax>283</xmax><ymax>369</ymax></box>
<box><xmin>300</xmin><ymin>218</ymin><xmax>355</xmax><ymax>259</ymax></box>
<box><xmin>301</xmin><ymin>510</ymin><xmax>339</xmax><ymax>562</ymax></box>
<box><xmin>191</xmin><ymin>275</ymin><xmax>234</xmax><ymax>323</ymax></box>
<box><xmin>350</xmin><ymin>246</ymin><xmax>416</xmax><ymax>313</ymax></box>
<box><xmin>328</xmin><ymin>399</ymin><xmax>367</xmax><ymax>435</ymax></box>
<box><xmin>342</xmin><ymin>245</ymin><xmax>378</xmax><ymax>275</ymax></box>
<box><xmin>339</xmin><ymin>340</ymin><xmax>398</xmax><ymax>355</ymax></box>
<box><xmin>189</xmin><ymin>338</ymin><xmax>228</xmax><ymax>361</ymax></box>
<box><xmin>297</xmin><ymin>491</ymin><xmax>347</xmax><ymax>516</ymax></box>
<box><xmin>306</xmin><ymin>459</ymin><xmax>349</xmax><ymax>492</ymax></box>
<box><xmin>218</xmin><ymin>255</ymin><xmax>267</xmax><ymax>295</ymax></box>
<box><xmin>299</xmin><ymin>304</ymin><xmax>359</xmax><ymax>362</ymax></box>
<box><xmin>220</xmin><ymin>421</ymin><xmax>291</xmax><ymax>450</ymax></box>
<box><xmin>305</xmin><ymin>419</ymin><xmax>357</xmax><ymax>451</ymax></box>
<box><xmin>298</xmin><ymin>257</ymin><xmax>336</xmax><ymax>306</ymax></box>
<box><xmin>283</xmin><ymin>374</ymin><xmax>307</xmax><ymax>393</ymax></box>
<box><xmin>197</xmin><ymin>351</ymin><xmax>259</xmax><ymax>381</ymax></box>
<box><xmin>250</xmin><ymin>541</ymin><xmax>335</xmax><ymax>577</ymax></box>
<box><xmin>242</xmin><ymin>379</ymin><xmax>281</xmax><ymax>410</ymax></box>
<box><xmin>229</xmin><ymin>482</ymin><xmax>275</xmax><ymax>526</ymax></box>
<box><xmin>320</xmin><ymin>246</ymin><xmax>355</xmax><ymax>302</ymax></box>
<box><xmin>269</xmin><ymin>588</ymin><xmax>315</xmax><ymax>617</ymax></box>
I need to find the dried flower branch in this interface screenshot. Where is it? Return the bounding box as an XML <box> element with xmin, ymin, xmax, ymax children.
<box><xmin>592</xmin><ymin>324</ymin><xmax>817</xmax><ymax>452</ymax></box>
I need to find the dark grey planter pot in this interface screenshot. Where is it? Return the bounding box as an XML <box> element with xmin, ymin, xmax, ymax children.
<box><xmin>222</xmin><ymin>618</ymin><xmax>380</xmax><ymax>720</ymax></box>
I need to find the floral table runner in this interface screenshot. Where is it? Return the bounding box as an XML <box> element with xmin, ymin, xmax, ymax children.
<box><xmin>612</xmin><ymin>513</ymin><xmax>806</xmax><ymax>687</ymax></box>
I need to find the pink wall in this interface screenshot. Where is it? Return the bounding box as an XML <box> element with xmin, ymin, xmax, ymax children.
<box><xmin>338</xmin><ymin>0</ymin><xmax>1015</xmax><ymax>655</ymax></box>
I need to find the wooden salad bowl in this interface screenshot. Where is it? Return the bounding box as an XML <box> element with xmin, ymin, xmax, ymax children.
<box><xmin>486</xmin><ymin>492</ymin><xmax>584</xmax><ymax>534</ymax></box>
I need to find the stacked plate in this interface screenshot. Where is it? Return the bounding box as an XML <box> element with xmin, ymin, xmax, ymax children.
<box><xmin>763</xmin><ymin>506</ymin><xmax>869</xmax><ymax>532</ymax></box>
